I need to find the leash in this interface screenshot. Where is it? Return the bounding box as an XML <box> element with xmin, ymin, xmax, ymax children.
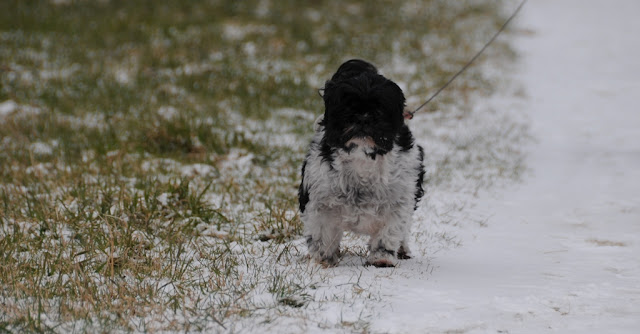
<box><xmin>406</xmin><ymin>0</ymin><xmax>528</xmax><ymax>119</ymax></box>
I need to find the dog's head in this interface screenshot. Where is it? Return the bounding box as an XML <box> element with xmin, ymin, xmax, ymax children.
<box><xmin>320</xmin><ymin>59</ymin><xmax>405</xmax><ymax>155</ymax></box>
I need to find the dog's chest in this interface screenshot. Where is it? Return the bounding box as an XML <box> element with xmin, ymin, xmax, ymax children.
<box><xmin>330</xmin><ymin>150</ymin><xmax>401</xmax><ymax>206</ymax></box>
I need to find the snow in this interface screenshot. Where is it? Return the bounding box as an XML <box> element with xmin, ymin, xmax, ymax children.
<box><xmin>180</xmin><ymin>163</ymin><xmax>217</xmax><ymax>177</ymax></box>
<box><xmin>218</xmin><ymin>149</ymin><xmax>255</xmax><ymax>177</ymax></box>
<box><xmin>157</xmin><ymin>106</ymin><xmax>178</xmax><ymax>121</ymax></box>
<box><xmin>30</xmin><ymin>141</ymin><xmax>54</xmax><ymax>155</ymax></box>
<box><xmin>222</xmin><ymin>23</ymin><xmax>276</xmax><ymax>41</ymax></box>
<box><xmin>157</xmin><ymin>193</ymin><xmax>171</xmax><ymax>206</ymax></box>
<box><xmin>358</xmin><ymin>1</ymin><xmax>640</xmax><ymax>333</ymax></box>
<box><xmin>0</xmin><ymin>99</ymin><xmax>18</xmax><ymax>117</ymax></box>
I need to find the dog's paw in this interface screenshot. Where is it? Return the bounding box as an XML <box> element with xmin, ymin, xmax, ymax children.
<box><xmin>397</xmin><ymin>245</ymin><xmax>412</xmax><ymax>260</ymax></box>
<box><xmin>316</xmin><ymin>251</ymin><xmax>340</xmax><ymax>267</ymax></box>
<box><xmin>366</xmin><ymin>247</ymin><xmax>397</xmax><ymax>268</ymax></box>
<box><xmin>307</xmin><ymin>251</ymin><xmax>340</xmax><ymax>267</ymax></box>
<box><xmin>306</xmin><ymin>236</ymin><xmax>340</xmax><ymax>267</ymax></box>
<box><xmin>318</xmin><ymin>258</ymin><xmax>339</xmax><ymax>268</ymax></box>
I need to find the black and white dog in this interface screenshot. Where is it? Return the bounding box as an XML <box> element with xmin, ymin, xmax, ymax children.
<box><xmin>299</xmin><ymin>59</ymin><xmax>425</xmax><ymax>267</ymax></box>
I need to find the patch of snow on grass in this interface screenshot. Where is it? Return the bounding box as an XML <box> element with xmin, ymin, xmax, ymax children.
<box><xmin>0</xmin><ymin>100</ymin><xmax>17</xmax><ymax>117</ymax></box>
<box><xmin>30</xmin><ymin>142</ymin><xmax>54</xmax><ymax>155</ymax></box>
<box><xmin>222</xmin><ymin>23</ymin><xmax>276</xmax><ymax>41</ymax></box>
<box><xmin>180</xmin><ymin>163</ymin><xmax>217</xmax><ymax>177</ymax></box>
<box><xmin>219</xmin><ymin>149</ymin><xmax>254</xmax><ymax>177</ymax></box>
<box><xmin>157</xmin><ymin>106</ymin><xmax>178</xmax><ymax>121</ymax></box>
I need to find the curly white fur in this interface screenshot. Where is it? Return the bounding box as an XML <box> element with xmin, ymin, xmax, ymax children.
<box><xmin>300</xmin><ymin>116</ymin><xmax>423</xmax><ymax>267</ymax></box>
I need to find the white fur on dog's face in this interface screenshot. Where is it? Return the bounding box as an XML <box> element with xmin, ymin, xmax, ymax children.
<box><xmin>344</xmin><ymin>136</ymin><xmax>377</xmax><ymax>156</ymax></box>
<box><xmin>345</xmin><ymin>136</ymin><xmax>375</xmax><ymax>148</ymax></box>
<box><xmin>298</xmin><ymin>59</ymin><xmax>425</xmax><ymax>268</ymax></box>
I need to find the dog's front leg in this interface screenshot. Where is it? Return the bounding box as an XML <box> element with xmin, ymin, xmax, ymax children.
<box><xmin>397</xmin><ymin>237</ymin><xmax>413</xmax><ymax>260</ymax></box>
<box><xmin>397</xmin><ymin>216</ymin><xmax>414</xmax><ymax>260</ymax></box>
<box><xmin>303</xmin><ymin>209</ymin><xmax>343</xmax><ymax>267</ymax></box>
<box><xmin>366</xmin><ymin>221</ymin><xmax>404</xmax><ymax>267</ymax></box>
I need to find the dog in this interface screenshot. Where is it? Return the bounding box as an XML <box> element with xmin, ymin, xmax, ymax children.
<box><xmin>299</xmin><ymin>59</ymin><xmax>425</xmax><ymax>267</ymax></box>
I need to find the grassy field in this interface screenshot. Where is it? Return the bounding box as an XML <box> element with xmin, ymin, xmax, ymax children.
<box><xmin>0</xmin><ymin>0</ymin><xmax>516</xmax><ymax>332</ymax></box>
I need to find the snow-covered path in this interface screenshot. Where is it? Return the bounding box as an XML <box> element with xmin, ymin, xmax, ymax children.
<box><xmin>372</xmin><ymin>1</ymin><xmax>640</xmax><ymax>332</ymax></box>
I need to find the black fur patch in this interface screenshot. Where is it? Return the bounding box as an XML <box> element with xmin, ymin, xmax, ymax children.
<box><xmin>319</xmin><ymin>138</ymin><xmax>335</xmax><ymax>169</ymax></box>
<box><xmin>397</xmin><ymin>245</ymin><xmax>412</xmax><ymax>259</ymax></box>
<box><xmin>414</xmin><ymin>145</ymin><xmax>425</xmax><ymax>210</ymax></box>
<box><xmin>298</xmin><ymin>160</ymin><xmax>310</xmax><ymax>213</ymax></box>
<box><xmin>374</xmin><ymin>240</ymin><xmax>396</xmax><ymax>256</ymax></box>
<box><xmin>396</xmin><ymin>124</ymin><xmax>415</xmax><ymax>152</ymax></box>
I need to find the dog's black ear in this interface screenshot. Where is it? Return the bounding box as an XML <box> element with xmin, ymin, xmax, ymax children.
<box><xmin>320</xmin><ymin>79</ymin><xmax>337</xmax><ymax>126</ymax></box>
<box><xmin>362</xmin><ymin>77</ymin><xmax>406</xmax><ymax>133</ymax></box>
<box><xmin>321</xmin><ymin>77</ymin><xmax>359</xmax><ymax>123</ymax></box>
<box><xmin>376</xmin><ymin>79</ymin><xmax>406</xmax><ymax>117</ymax></box>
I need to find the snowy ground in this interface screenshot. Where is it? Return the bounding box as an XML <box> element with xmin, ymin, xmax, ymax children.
<box><xmin>2</xmin><ymin>1</ymin><xmax>638</xmax><ymax>332</ymax></box>
<box><xmin>363</xmin><ymin>1</ymin><xmax>640</xmax><ymax>333</ymax></box>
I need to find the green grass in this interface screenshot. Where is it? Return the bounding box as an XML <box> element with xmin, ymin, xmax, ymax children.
<box><xmin>0</xmin><ymin>0</ymin><xmax>514</xmax><ymax>332</ymax></box>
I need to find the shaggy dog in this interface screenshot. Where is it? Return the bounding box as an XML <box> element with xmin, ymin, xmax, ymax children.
<box><xmin>299</xmin><ymin>59</ymin><xmax>425</xmax><ymax>267</ymax></box>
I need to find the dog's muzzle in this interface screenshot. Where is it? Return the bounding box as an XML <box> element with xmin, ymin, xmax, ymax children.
<box><xmin>345</xmin><ymin>136</ymin><xmax>376</xmax><ymax>149</ymax></box>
